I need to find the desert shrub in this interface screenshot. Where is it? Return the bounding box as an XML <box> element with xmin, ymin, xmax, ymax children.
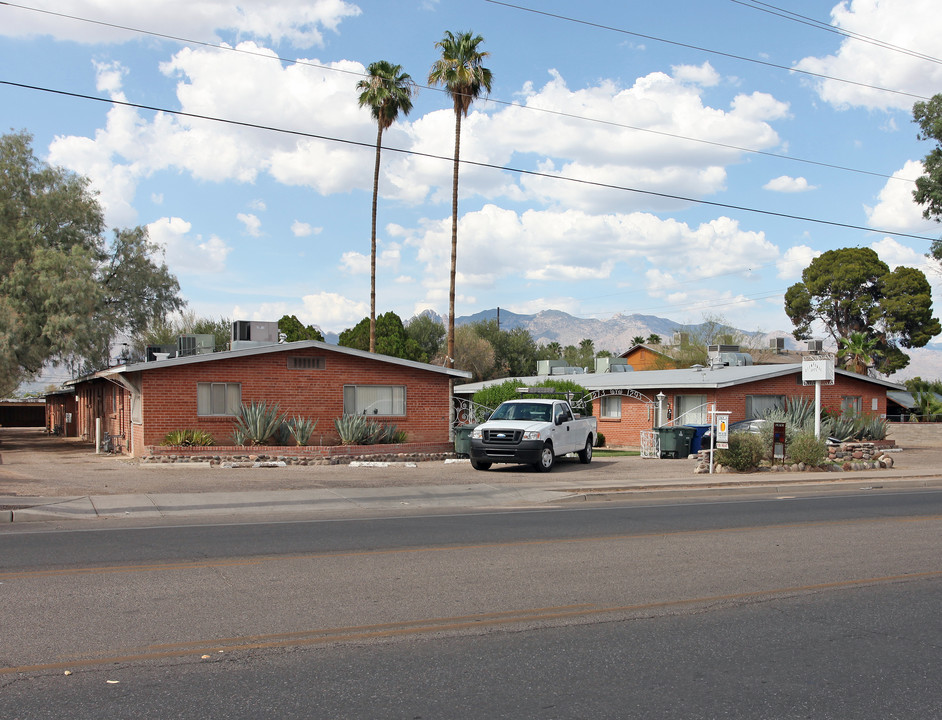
<box><xmin>286</xmin><ymin>416</ymin><xmax>318</xmax><ymax>446</ymax></box>
<box><xmin>334</xmin><ymin>415</ymin><xmax>406</xmax><ymax>445</ymax></box>
<box><xmin>787</xmin><ymin>432</ymin><xmax>828</xmax><ymax>466</ymax></box>
<box><xmin>716</xmin><ymin>432</ymin><xmax>765</xmax><ymax>471</ymax></box>
<box><xmin>162</xmin><ymin>429</ymin><xmax>214</xmax><ymax>447</ymax></box>
<box><xmin>232</xmin><ymin>401</ymin><xmax>287</xmax><ymax>445</ymax></box>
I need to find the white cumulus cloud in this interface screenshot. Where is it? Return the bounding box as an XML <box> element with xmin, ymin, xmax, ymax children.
<box><xmin>763</xmin><ymin>176</ymin><xmax>817</xmax><ymax>193</ymax></box>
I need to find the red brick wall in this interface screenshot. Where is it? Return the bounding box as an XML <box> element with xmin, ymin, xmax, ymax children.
<box><xmin>136</xmin><ymin>347</ymin><xmax>453</xmax><ymax>453</ymax></box>
<box><xmin>599</xmin><ymin>371</ymin><xmax>887</xmax><ymax>448</ymax></box>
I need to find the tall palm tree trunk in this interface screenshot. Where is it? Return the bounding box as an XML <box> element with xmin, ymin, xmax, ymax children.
<box><xmin>369</xmin><ymin>124</ymin><xmax>383</xmax><ymax>353</ymax></box>
<box><xmin>447</xmin><ymin>111</ymin><xmax>461</xmax><ymax>369</ymax></box>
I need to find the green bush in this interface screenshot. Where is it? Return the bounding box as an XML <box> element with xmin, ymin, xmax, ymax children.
<box><xmin>716</xmin><ymin>432</ymin><xmax>765</xmax><ymax>471</ymax></box>
<box><xmin>232</xmin><ymin>401</ymin><xmax>287</xmax><ymax>445</ymax></box>
<box><xmin>471</xmin><ymin>378</ymin><xmax>593</xmax><ymax>415</ymax></box>
<box><xmin>595</xmin><ymin>431</ymin><xmax>606</xmax><ymax>448</ymax></box>
<box><xmin>787</xmin><ymin>432</ymin><xmax>828</xmax><ymax>466</ymax></box>
<box><xmin>162</xmin><ymin>429</ymin><xmax>214</xmax><ymax>447</ymax></box>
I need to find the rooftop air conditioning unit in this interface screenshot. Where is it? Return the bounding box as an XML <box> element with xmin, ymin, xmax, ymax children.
<box><xmin>807</xmin><ymin>340</ymin><xmax>823</xmax><ymax>353</ymax></box>
<box><xmin>231</xmin><ymin>320</ymin><xmax>280</xmax><ymax>344</ymax></box>
<box><xmin>770</xmin><ymin>337</ymin><xmax>786</xmax><ymax>352</ymax></box>
<box><xmin>145</xmin><ymin>344</ymin><xmax>176</xmax><ymax>362</ymax></box>
<box><xmin>595</xmin><ymin>357</ymin><xmax>631</xmax><ymax>373</ymax></box>
<box><xmin>177</xmin><ymin>334</ymin><xmax>215</xmax><ymax>357</ymax></box>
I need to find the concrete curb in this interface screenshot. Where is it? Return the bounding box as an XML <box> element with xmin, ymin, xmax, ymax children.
<box><xmin>3</xmin><ymin>471</ymin><xmax>940</xmax><ymax>523</ymax></box>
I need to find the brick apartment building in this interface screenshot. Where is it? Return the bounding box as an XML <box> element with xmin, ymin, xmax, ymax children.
<box><xmin>455</xmin><ymin>363</ymin><xmax>902</xmax><ymax>448</ymax></box>
<box><xmin>52</xmin><ymin>340</ymin><xmax>470</xmax><ymax>457</ymax></box>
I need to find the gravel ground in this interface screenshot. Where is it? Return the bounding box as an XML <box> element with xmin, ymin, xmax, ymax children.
<box><xmin>0</xmin><ymin>428</ymin><xmax>620</xmax><ymax>497</ymax></box>
<box><xmin>1</xmin><ymin>426</ymin><xmax>936</xmax><ymax>499</ymax></box>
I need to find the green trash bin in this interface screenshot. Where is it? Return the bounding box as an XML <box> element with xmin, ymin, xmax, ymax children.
<box><xmin>657</xmin><ymin>426</ymin><xmax>696</xmax><ymax>459</ymax></box>
<box><xmin>454</xmin><ymin>424</ymin><xmax>475</xmax><ymax>456</ymax></box>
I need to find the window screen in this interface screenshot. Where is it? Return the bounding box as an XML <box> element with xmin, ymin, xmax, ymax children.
<box><xmin>600</xmin><ymin>396</ymin><xmax>621</xmax><ymax>418</ymax></box>
<box><xmin>343</xmin><ymin>385</ymin><xmax>406</xmax><ymax>416</ymax></box>
<box><xmin>197</xmin><ymin>382</ymin><xmax>241</xmax><ymax>416</ymax></box>
<box><xmin>745</xmin><ymin>395</ymin><xmax>785</xmax><ymax>419</ymax></box>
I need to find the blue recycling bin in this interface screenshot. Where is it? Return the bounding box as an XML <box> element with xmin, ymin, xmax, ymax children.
<box><xmin>686</xmin><ymin>424</ymin><xmax>711</xmax><ymax>454</ymax></box>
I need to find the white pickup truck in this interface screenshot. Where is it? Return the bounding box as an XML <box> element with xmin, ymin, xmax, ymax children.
<box><xmin>469</xmin><ymin>399</ymin><xmax>597</xmax><ymax>472</ymax></box>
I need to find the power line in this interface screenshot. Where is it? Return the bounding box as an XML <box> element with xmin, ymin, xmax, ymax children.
<box><xmin>729</xmin><ymin>0</ymin><xmax>942</xmax><ymax>66</ymax></box>
<box><xmin>2</xmin><ymin>78</ymin><xmax>936</xmax><ymax>245</ymax></box>
<box><xmin>483</xmin><ymin>0</ymin><xmax>932</xmax><ymax>102</ymax></box>
<box><xmin>0</xmin><ymin>0</ymin><xmax>916</xmax><ymax>184</ymax></box>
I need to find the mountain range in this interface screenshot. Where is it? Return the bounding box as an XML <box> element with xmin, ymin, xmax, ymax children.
<box><xmin>421</xmin><ymin>308</ymin><xmax>942</xmax><ymax>383</ymax></box>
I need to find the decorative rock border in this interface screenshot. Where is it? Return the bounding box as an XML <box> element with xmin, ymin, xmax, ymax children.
<box><xmin>141</xmin><ymin>450</ymin><xmax>455</xmax><ymax>466</ymax></box>
<box><xmin>695</xmin><ymin>441</ymin><xmax>896</xmax><ymax>474</ymax></box>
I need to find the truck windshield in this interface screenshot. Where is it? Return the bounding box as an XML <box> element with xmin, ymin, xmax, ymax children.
<box><xmin>490</xmin><ymin>402</ymin><xmax>553</xmax><ymax>422</ymax></box>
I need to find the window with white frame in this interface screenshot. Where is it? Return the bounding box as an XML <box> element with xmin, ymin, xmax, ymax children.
<box><xmin>197</xmin><ymin>382</ymin><xmax>241</xmax><ymax>416</ymax></box>
<box><xmin>343</xmin><ymin>385</ymin><xmax>406</xmax><ymax>416</ymax></box>
<box><xmin>674</xmin><ymin>394</ymin><xmax>707</xmax><ymax>424</ymax></box>
<box><xmin>745</xmin><ymin>394</ymin><xmax>785</xmax><ymax>419</ymax></box>
<box><xmin>600</xmin><ymin>395</ymin><xmax>622</xmax><ymax>419</ymax></box>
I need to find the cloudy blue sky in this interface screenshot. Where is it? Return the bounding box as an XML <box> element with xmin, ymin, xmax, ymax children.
<box><xmin>2</xmin><ymin>0</ymin><xmax>941</xmax><ymax>347</ymax></box>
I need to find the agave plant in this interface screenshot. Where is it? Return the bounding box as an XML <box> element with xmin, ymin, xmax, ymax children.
<box><xmin>287</xmin><ymin>416</ymin><xmax>318</xmax><ymax>446</ymax></box>
<box><xmin>162</xmin><ymin>429</ymin><xmax>214</xmax><ymax>447</ymax></box>
<box><xmin>232</xmin><ymin>401</ymin><xmax>287</xmax><ymax>445</ymax></box>
<box><xmin>335</xmin><ymin>414</ymin><xmax>371</xmax><ymax>445</ymax></box>
<box><xmin>334</xmin><ymin>415</ymin><xmax>407</xmax><ymax>445</ymax></box>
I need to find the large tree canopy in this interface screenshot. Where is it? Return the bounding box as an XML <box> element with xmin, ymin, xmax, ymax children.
<box><xmin>338</xmin><ymin>311</ymin><xmax>425</xmax><ymax>362</ymax></box>
<box><xmin>0</xmin><ymin>131</ymin><xmax>183</xmax><ymax>394</ymax></box>
<box><xmin>913</xmin><ymin>94</ymin><xmax>942</xmax><ymax>224</ymax></box>
<box><xmin>784</xmin><ymin>247</ymin><xmax>940</xmax><ymax>374</ymax></box>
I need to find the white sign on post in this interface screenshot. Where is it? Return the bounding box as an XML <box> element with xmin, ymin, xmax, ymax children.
<box><xmin>716</xmin><ymin>415</ymin><xmax>729</xmax><ymax>449</ymax></box>
<box><xmin>802</xmin><ymin>356</ymin><xmax>834</xmax><ymax>385</ymax></box>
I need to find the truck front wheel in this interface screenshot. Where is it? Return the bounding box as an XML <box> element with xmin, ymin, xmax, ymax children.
<box><xmin>470</xmin><ymin>459</ymin><xmax>492</xmax><ymax>471</ymax></box>
<box><xmin>534</xmin><ymin>442</ymin><xmax>555</xmax><ymax>473</ymax></box>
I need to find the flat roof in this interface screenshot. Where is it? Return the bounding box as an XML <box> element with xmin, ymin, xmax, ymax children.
<box><xmin>455</xmin><ymin>363</ymin><xmax>905</xmax><ymax>395</ymax></box>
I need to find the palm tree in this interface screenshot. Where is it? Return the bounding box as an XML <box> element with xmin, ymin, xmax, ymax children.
<box><xmin>631</xmin><ymin>335</ymin><xmax>645</xmax><ymax>346</ymax></box>
<box><xmin>428</xmin><ymin>31</ymin><xmax>493</xmax><ymax>367</ymax></box>
<box><xmin>357</xmin><ymin>61</ymin><xmax>415</xmax><ymax>353</ymax></box>
<box><xmin>837</xmin><ymin>331</ymin><xmax>880</xmax><ymax>374</ymax></box>
<box><xmin>647</xmin><ymin>333</ymin><xmax>662</xmax><ymax>345</ymax></box>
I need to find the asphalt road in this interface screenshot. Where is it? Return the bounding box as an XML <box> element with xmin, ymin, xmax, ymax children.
<box><xmin>2</xmin><ymin>489</ymin><xmax>941</xmax><ymax>718</ymax></box>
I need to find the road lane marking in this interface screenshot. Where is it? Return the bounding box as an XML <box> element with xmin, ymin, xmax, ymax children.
<box><xmin>3</xmin><ymin>570</ymin><xmax>941</xmax><ymax>676</ymax></box>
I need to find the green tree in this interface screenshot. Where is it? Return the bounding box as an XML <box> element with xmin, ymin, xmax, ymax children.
<box><xmin>913</xmin><ymin>94</ymin><xmax>942</xmax><ymax>228</ymax></box>
<box><xmin>631</xmin><ymin>335</ymin><xmax>646</xmax><ymax>346</ymax></box>
<box><xmin>0</xmin><ymin>131</ymin><xmax>182</xmax><ymax>393</ymax></box>
<box><xmin>453</xmin><ymin>324</ymin><xmax>496</xmax><ymax>381</ymax></box>
<box><xmin>539</xmin><ymin>341</ymin><xmax>562</xmax><ymax>360</ymax></box>
<box><xmin>278</xmin><ymin>314</ymin><xmax>324</xmax><ymax>343</ymax></box>
<box><xmin>784</xmin><ymin>247</ymin><xmax>941</xmax><ymax>373</ymax></box>
<box><xmin>357</xmin><ymin>61</ymin><xmax>416</xmax><ymax>354</ymax></box>
<box><xmin>837</xmin><ymin>330</ymin><xmax>880</xmax><ymax>375</ymax></box>
<box><xmin>646</xmin><ymin>333</ymin><xmax>662</xmax><ymax>345</ymax></box>
<box><xmin>469</xmin><ymin>319</ymin><xmax>538</xmax><ymax>378</ymax></box>
<box><xmin>339</xmin><ymin>311</ymin><xmax>424</xmax><ymax>362</ymax></box>
<box><xmin>405</xmin><ymin>313</ymin><xmax>445</xmax><ymax>361</ymax></box>
<box><xmin>428</xmin><ymin>30</ymin><xmax>493</xmax><ymax>368</ymax></box>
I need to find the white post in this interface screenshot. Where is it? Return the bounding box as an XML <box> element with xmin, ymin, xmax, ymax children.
<box><xmin>814</xmin><ymin>380</ymin><xmax>822</xmax><ymax>439</ymax></box>
<box><xmin>95</xmin><ymin>418</ymin><xmax>101</xmax><ymax>454</ymax></box>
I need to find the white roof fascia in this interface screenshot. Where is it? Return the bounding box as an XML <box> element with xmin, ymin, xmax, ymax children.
<box><xmin>454</xmin><ymin>363</ymin><xmax>905</xmax><ymax>395</ymax></box>
<box><xmin>96</xmin><ymin>340</ymin><xmax>471</xmax><ymax>380</ymax></box>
